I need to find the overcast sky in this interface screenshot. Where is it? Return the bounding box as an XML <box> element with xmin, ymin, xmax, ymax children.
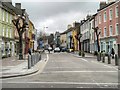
<box><xmin>12</xmin><ymin>0</ymin><xmax>106</xmax><ymax>34</ymax></box>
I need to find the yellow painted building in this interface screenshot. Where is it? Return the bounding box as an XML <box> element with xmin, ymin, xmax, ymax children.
<box><xmin>72</xmin><ymin>28</ymin><xmax>78</xmax><ymax>51</ymax></box>
<box><xmin>28</xmin><ymin>20</ymin><xmax>35</xmax><ymax>50</ymax></box>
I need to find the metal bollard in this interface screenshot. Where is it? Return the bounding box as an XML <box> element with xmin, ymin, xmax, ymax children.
<box><xmin>31</xmin><ymin>54</ymin><xmax>34</xmax><ymax>66</ymax></box>
<box><xmin>33</xmin><ymin>53</ymin><xmax>35</xmax><ymax>65</ymax></box>
<box><xmin>115</xmin><ymin>54</ymin><xmax>118</xmax><ymax>66</ymax></box>
<box><xmin>37</xmin><ymin>53</ymin><xmax>39</xmax><ymax>62</ymax></box>
<box><xmin>102</xmin><ymin>53</ymin><xmax>105</xmax><ymax>63</ymax></box>
<box><xmin>35</xmin><ymin>53</ymin><xmax>36</xmax><ymax>64</ymax></box>
<box><xmin>39</xmin><ymin>54</ymin><xmax>41</xmax><ymax>60</ymax></box>
<box><xmin>28</xmin><ymin>54</ymin><xmax>31</xmax><ymax>69</ymax></box>
<box><xmin>97</xmin><ymin>52</ymin><xmax>100</xmax><ymax>61</ymax></box>
<box><xmin>100</xmin><ymin>53</ymin><xmax>101</xmax><ymax>61</ymax></box>
<box><xmin>108</xmin><ymin>54</ymin><xmax>111</xmax><ymax>64</ymax></box>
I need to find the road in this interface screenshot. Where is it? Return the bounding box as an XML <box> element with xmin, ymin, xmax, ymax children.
<box><xmin>2</xmin><ymin>52</ymin><xmax>118</xmax><ymax>88</ymax></box>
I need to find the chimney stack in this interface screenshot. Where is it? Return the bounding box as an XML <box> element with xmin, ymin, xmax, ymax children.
<box><xmin>15</xmin><ymin>3</ymin><xmax>21</xmax><ymax>9</ymax></box>
<box><xmin>100</xmin><ymin>2</ymin><xmax>107</xmax><ymax>9</ymax></box>
<box><xmin>67</xmin><ymin>24</ymin><xmax>72</xmax><ymax>29</ymax></box>
<box><xmin>108</xmin><ymin>0</ymin><xmax>115</xmax><ymax>3</ymax></box>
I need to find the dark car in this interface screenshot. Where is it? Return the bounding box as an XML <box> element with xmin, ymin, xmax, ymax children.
<box><xmin>61</xmin><ymin>47</ymin><xmax>67</xmax><ymax>52</ymax></box>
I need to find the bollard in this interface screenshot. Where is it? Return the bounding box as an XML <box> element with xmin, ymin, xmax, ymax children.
<box><xmin>100</xmin><ymin>53</ymin><xmax>101</xmax><ymax>61</ymax></box>
<box><xmin>35</xmin><ymin>53</ymin><xmax>36</xmax><ymax>64</ymax></box>
<box><xmin>115</xmin><ymin>54</ymin><xmax>118</xmax><ymax>66</ymax></box>
<box><xmin>28</xmin><ymin>54</ymin><xmax>31</xmax><ymax>69</ymax></box>
<box><xmin>102</xmin><ymin>53</ymin><xmax>105</xmax><ymax>63</ymax></box>
<box><xmin>33</xmin><ymin>53</ymin><xmax>35</xmax><ymax>64</ymax></box>
<box><xmin>32</xmin><ymin>53</ymin><xmax>34</xmax><ymax>66</ymax></box>
<box><xmin>36</xmin><ymin>53</ymin><xmax>38</xmax><ymax>63</ymax></box>
<box><xmin>39</xmin><ymin>54</ymin><xmax>41</xmax><ymax>60</ymax></box>
<box><xmin>37</xmin><ymin>53</ymin><xmax>39</xmax><ymax>62</ymax></box>
<box><xmin>97</xmin><ymin>52</ymin><xmax>100</xmax><ymax>61</ymax></box>
<box><xmin>38</xmin><ymin>53</ymin><xmax>39</xmax><ymax>61</ymax></box>
<box><xmin>31</xmin><ymin>54</ymin><xmax>34</xmax><ymax>66</ymax></box>
<box><xmin>108</xmin><ymin>54</ymin><xmax>111</xmax><ymax>64</ymax></box>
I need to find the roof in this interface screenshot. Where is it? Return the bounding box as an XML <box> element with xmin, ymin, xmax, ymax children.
<box><xmin>97</xmin><ymin>1</ymin><xmax>115</xmax><ymax>12</ymax></box>
<box><xmin>89</xmin><ymin>13</ymin><xmax>97</xmax><ymax>21</ymax></box>
<box><xmin>2</xmin><ymin>2</ymin><xmax>23</xmax><ymax>15</ymax></box>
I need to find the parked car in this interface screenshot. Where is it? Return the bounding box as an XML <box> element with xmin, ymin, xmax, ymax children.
<box><xmin>67</xmin><ymin>48</ymin><xmax>74</xmax><ymax>53</ymax></box>
<box><xmin>48</xmin><ymin>47</ymin><xmax>53</xmax><ymax>51</ymax></box>
<box><xmin>61</xmin><ymin>47</ymin><xmax>67</xmax><ymax>52</ymax></box>
<box><xmin>54</xmin><ymin>47</ymin><xmax>60</xmax><ymax>52</ymax></box>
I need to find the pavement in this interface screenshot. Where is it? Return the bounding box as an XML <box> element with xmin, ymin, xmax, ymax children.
<box><xmin>0</xmin><ymin>53</ymin><xmax>48</xmax><ymax>79</ymax></box>
<box><xmin>2</xmin><ymin>52</ymin><xmax>118</xmax><ymax>88</ymax></box>
<box><xmin>71</xmin><ymin>51</ymin><xmax>119</xmax><ymax>67</ymax></box>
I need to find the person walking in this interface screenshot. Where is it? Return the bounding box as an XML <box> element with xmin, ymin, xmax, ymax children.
<box><xmin>111</xmin><ymin>48</ymin><xmax>115</xmax><ymax>59</ymax></box>
<box><xmin>28</xmin><ymin>48</ymin><xmax>32</xmax><ymax>55</ymax></box>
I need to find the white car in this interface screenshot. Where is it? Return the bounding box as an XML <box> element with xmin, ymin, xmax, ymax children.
<box><xmin>48</xmin><ymin>47</ymin><xmax>52</xmax><ymax>51</ymax></box>
<box><xmin>54</xmin><ymin>47</ymin><xmax>60</xmax><ymax>52</ymax></box>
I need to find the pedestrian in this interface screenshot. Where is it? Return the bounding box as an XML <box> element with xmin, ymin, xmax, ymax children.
<box><xmin>28</xmin><ymin>48</ymin><xmax>32</xmax><ymax>55</ymax></box>
<box><xmin>111</xmin><ymin>48</ymin><xmax>115</xmax><ymax>59</ymax></box>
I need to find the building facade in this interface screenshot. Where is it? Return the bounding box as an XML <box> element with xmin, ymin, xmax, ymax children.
<box><xmin>66</xmin><ymin>28</ymin><xmax>73</xmax><ymax>49</ymax></box>
<box><xmin>97</xmin><ymin>1</ymin><xmax>119</xmax><ymax>54</ymax></box>
<box><xmin>80</xmin><ymin>16</ymin><xmax>91</xmax><ymax>52</ymax></box>
<box><xmin>0</xmin><ymin>2</ymin><xmax>15</xmax><ymax>58</ymax></box>
<box><xmin>60</xmin><ymin>32</ymin><xmax>67</xmax><ymax>48</ymax></box>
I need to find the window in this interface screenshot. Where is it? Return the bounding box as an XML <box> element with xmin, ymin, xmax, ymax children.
<box><xmin>2</xmin><ymin>27</ymin><xmax>5</xmax><ymax>36</ymax></box>
<box><xmin>101</xmin><ymin>42</ymin><xmax>103</xmax><ymax>51</ymax></box>
<box><xmin>109</xmin><ymin>9</ymin><xmax>112</xmax><ymax>20</ymax></box>
<box><xmin>116</xmin><ymin>23</ymin><xmax>119</xmax><ymax>35</ymax></box>
<box><xmin>2</xmin><ymin>10</ymin><xmax>4</xmax><ymax>21</ymax></box>
<box><xmin>92</xmin><ymin>32</ymin><xmax>94</xmax><ymax>40</ymax></box>
<box><xmin>104</xmin><ymin>11</ymin><xmax>107</xmax><ymax>22</ymax></box>
<box><xmin>99</xmin><ymin>15</ymin><xmax>101</xmax><ymax>24</ymax></box>
<box><xmin>109</xmin><ymin>25</ymin><xmax>113</xmax><ymax>36</ymax></box>
<box><xmin>110</xmin><ymin>41</ymin><xmax>113</xmax><ymax>50</ymax></box>
<box><xmin>0</xmin><ymin>8</ymin><xmax>1</xmax><ymax>20</ymax></box>
<box><xmin>6</xmin><ymin>28</ymin><xmax>8</xmax><ymax>37</ymax></box>
<box><xmin>104</xmin><ymin>27</ymin><xmax>107</xmax><ymax>37</ymax></box>
<box><xmin>116</xmin><ymin>6</ymin><xmax>118</xmax><ymax>17</ymax></box>
<box><xmin>89</xmin><ymin>23</ymin><xmax>91</xmax><ymax>30</ymax></box>
<box><xmin>6</xmin><ymin>12</ymin><xmax>8</xmax><ymax>22</ymax></box>
<box><xmin>10</xmin><ymin>29</ymin><xmax>11</xmax><ymax>38</ymax></box>
<box><xmin>99</xmin><ymin>29</ymin><xmax>101</xmax><ymax>37</ymax></box>
<box><xmin>10</xmin><ymin>15</ymin><xmax>12</xmax><ymax>24</ymax></box>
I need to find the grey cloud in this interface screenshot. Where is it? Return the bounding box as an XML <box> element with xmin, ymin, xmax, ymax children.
<box><xmin>12</xmin><ymin>2</ymin><xmax>99</xmax><ymax>34</ymax></box>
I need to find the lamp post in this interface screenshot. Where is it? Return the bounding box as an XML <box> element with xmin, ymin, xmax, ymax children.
<box><xmin>12</xmin><ymin>14</ymin><xmax>29</xmax><ymax>60</ymax></box>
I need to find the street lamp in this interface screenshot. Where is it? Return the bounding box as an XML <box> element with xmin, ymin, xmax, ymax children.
<box><xmin>12</xmin><ymin>14</ymin><xmax>29</xmax><ymax>60</ymax></box>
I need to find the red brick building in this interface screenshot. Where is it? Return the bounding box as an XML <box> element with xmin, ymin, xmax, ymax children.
<box><xmin>96</xmin><ymin>1</ymin><xmax>119</xmax><ymax>56</ymax></box>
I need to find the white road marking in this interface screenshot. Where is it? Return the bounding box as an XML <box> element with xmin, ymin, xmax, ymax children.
<box><xmin>91</xmin><ymin>61</ymin><xmax>118</xmax><ymax>71</ymax></box>
<box><xmin>81</xmin><ymin>58</ymin><xmax>88</xmax><ymax>62</ymax></box>
<box><xmin>4</xmin><ymin>82</ymin><xmax>118</xmax><ymax>85</ymax></box>
<box><xmin>42</xmin><ymin>70</ymin><xmax>117</xmax><ymax>73</ymax></box>
<box><xmin>47</xmin><ymin>54</ymin><xmax>49</xmax><ymax>61</ymax></box>
<box><xmin>103</xmin><ymin>64</ymin><xmax>118</xmax><ymax>71</ymax></box>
